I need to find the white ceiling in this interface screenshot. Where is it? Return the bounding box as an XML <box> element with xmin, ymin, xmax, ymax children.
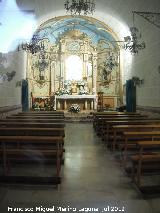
<box><xmin>15</xmin><ymin>0</ymin><xmax>160</xmax><ymax>40</ymax></box>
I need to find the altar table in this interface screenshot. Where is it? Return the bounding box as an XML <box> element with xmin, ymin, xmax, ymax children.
<box><xmin>55</xmin><ymin>95</ymin><xmax>97</xmax><ymax>110</ymax></box>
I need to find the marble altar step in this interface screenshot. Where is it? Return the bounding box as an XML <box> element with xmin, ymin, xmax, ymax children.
<box><xmin>64</xmin><ymin>110</ymin><xmax>94</xmax><ymax>122</ymax></box>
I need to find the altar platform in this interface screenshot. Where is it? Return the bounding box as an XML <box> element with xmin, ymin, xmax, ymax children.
<box><xmin>64</xmin><ymin>110</ymin><xmax>94</xmax><ymax>122</ymax></box>
<box><xmin>55</xmin><ymin>95</ymin><xmax>97</xmax><ymax>111</ymax></box>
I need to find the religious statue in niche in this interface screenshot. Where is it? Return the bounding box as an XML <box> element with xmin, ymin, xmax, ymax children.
<box><xmin>79</xmin><ymin>85</ymin><xmax>89</xmax><ymax>95</ymax></box>
<box><xmin>71</xmin><ymin>81</ymin><xmax>78</xmax><ymax>94</ymax></box>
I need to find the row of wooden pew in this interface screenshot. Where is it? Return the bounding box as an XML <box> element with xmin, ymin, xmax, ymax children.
<box><xmin>0</xmin><ymin>111</ymin><xmax>65</xmax><ymax>185</ymax></box>
<box><xmin>93</xmin><ymin>111</ymin><xmax>160</xmax><ymax>194</ymax></box>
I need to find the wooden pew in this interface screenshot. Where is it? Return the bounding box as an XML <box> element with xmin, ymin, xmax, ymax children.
<box><xmin>0</xmin><ymin>112</ymin><xmax>66</xmax><ymax>184</ymax></box>
<box><xmin>99</xmin><ymin>117</ymin><xmax>149</xmax><ymax>140</ymax></box>
<box><xmin>131</xmin><ymin>141</ymin><xmax>160</xmax><ymax>188</ymax></box>
<box><xmin>9</xmin><ymin>115</ymin><xmax>64</xmax><ymax>119</ymax></box>
<box><xmin>0</xmin><ymin>135</ymin><xmax>63</xmax><ymax>184</ymax></box>
<box><xmin>122</xmin><ymin>131</ymin><xmax>160</xmax><ymax>165</ymax></box>
<box><xmin>0</xmin><ymin>118</ymin><xmax>64</xmax><ymax>123</ymax></box>
<box><xmin>104</xmin><ymin>120</ymin><xmax>160</xmax><ymax>147</ymax></box>
<box><xmin>95</xmin><ymin>115</ymin><xmax>148</xmax><ymax>135</ymax></box>
<box><xmin>18</xmin><ymin>111</ymin><xmax>64</xmax><ymax>115</ymax></box>
<box><xmin>0</xmin><ymin>127</ymin><xmax>65</xmax><ymax>137</ymax></box>
<box><xmin>93</xmin><ymin>113</ymin><xmax>142</xmax><ymax>130</ymax></box>
<box><xmin>2</xmin><ymin>113</ymin><xmax>64</xmax><ymax>117</ymax></box>
<box><xmin>0</xmin><ymin>127</ymin><xmax>65</xmax><ymax>156</ymax></box>
<box><xmin>0</xmin><ymin>122</ymin><xmax>65</xmax><ymax>128</ymax></box>
<box><xmin>93</xmin><ymin>111</ymin><xmax>140</xmax><ymax>128</ymax></box>
<box><xmin>93</xmin><ymin>111</ymin><xmax>140</xmax><ymax>116</ymax></box>
<box><xmin>93</xmin><ymin>111</ymin><xmax>140</xmax><ymax>120</ymax></box>
<box><xmin>112</xmin><ymin>124</ymin><xmax>160</xmax><ymax>151</ymax></box>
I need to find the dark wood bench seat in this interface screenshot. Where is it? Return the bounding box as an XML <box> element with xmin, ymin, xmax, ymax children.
<box><xmin>0</xmin><ymin>118</ymin><xmax>64</xmax><ymax>123</ymax></box>
<box><xmin>130</xmin><ymin>141</ymin><xmax>160</xmax><ymax>188</ymax></box>
<box><xmin>0</xmin><ymin>136</ymin><xmax>63</xmax><ymax>184</ymax></box>
<box><xmin>0</xmin><ymin>122</ymin><xmax>65</xmax><ymax>128</ymax></box>
<box><xmin>0</xmin><ymin>127</ymin><xmax>65</xmax><ymax>148</ymax></box>
<box><xmin>103</xmin><ymin>120</ymin><xmax>160</xmax><ymax>146</ymax></box>
<box><xmin>122</xmin><ymin>131</ymin><xmax>160</xmax><ymax>165</ymax></box>
<box><xmin>0</xmin><ymin>127</ymin><xmax>65</xmax><ymax>163</ymax></box>
<box><xmin>0</xmin><ymin>148</ymin><xmax>63</xmax><ymax>163</ymax></box>
<box><xmin>94</xmin><ymin>114</ymin><xmax>145</xmax><ymax>128</ymax></box>
<box><xmin>18</xmin><ymin>111</ymin><xmax>64</xmax><ymax>115</ymax></box>
<box><xmin>95</xmin><ymin>116</ymin><xmax>148</xmax><ymax>135</ymax></box>
<box><xmin>7</xmin><ymin>115</ymin><xmax>65</xmax><ymax>119</ymax></box>
<box><xmin>93</xmin><ymin>112</ymin><xmax>141</xmax><ymax>129</ymax></box>
<box><xmin>0</xmin><ymin>149</ymin><xmax>62</xmax><ymax>157</ymax></box>
<box><xmin>0</xmin><ymin>127</ymin><xmax>65</xmax><ymax>137</ymax></box>
<box><xmin>112</xmin><ymin>124</ymin><xmax>160</xmax><ymax>151</ymax></box>
<box><xmin>131</xmin><ymin>153</ymin><xmax>160</xmax><ymax>162</ymax></box>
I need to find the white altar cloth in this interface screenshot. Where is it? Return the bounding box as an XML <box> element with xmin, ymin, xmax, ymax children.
<box><xmin>56</xmin><ymin>95</ymin><xmax>96</xmax><ymax>99</ymax></box>
<box><xmin>55</xmin><ymin>95</ymin><xmax>97</xmax><ymax>110</ymax></box>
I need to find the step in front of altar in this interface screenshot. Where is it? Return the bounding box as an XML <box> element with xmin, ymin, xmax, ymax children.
<box><xmin>64</xmin><ymin>111</ymin><xmax>93</xmax><ymax>122</ymax></box>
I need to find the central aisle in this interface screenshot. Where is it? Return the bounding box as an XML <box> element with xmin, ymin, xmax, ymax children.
<box><xmin>59</xmin><ymin>123</ymin><xmax>156</xmax><ymax>212</ymax></box>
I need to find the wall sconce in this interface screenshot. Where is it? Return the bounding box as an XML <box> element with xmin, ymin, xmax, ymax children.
<box><xmin>132</xmin><ymin>76</ymin><xmax>144</xmax><ymax>86</ymax></box>
<box><xmin>16</xmin><ymin>80</ymin><xmax>22</xmax><ymax>87</ymax></box>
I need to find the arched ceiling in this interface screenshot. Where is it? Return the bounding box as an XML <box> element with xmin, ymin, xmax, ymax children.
<box><xmin>37</xmin><ymin>16</ymin><xmax>119</xmax><ymax>47</ymax></box>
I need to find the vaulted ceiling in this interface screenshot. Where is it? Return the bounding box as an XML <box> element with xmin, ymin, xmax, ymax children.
<box><xmin>37</xmin><ymin>16</ymin><xmax>118</xmax><ymax>47</ymax></box>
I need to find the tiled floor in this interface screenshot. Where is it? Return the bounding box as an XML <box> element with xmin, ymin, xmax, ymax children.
<box><xmin>0</xmin><ymin>123</ymin><xmax>160</xmax><ymax>213</ymax></box>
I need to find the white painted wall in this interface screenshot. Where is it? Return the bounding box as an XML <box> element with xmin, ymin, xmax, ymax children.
<box><xmin>130</xmin><ymin>17</ymin><xmax>160</xmax><ymax>107</ymax></box>
<box><xmin>0</xmin><ymin>51</ymin><xmax>26</xmax><ymax>107</ymax></box>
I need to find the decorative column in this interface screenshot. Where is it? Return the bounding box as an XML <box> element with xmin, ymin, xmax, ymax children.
<box><xmin>83</xmin><ymin>53</ymin><xmax>88</xmax><ymax>79</ymax></box>
<box><xmin>57</xmin><ymin>100</ymin><xmax>60</xmax><ymax>110</ymax></box>
<box><xmin>91</xmin><ymin>100</ymin><xmax>94</xmax><ymax>110</ymax></box>
<box><xmin>92</xmin><ymin>52</ymin><xmax>97</xmax><ymax>109</ymax></box>
<box><xmin>26</xmin><ymin>52</ymin><xmax>32</xmax><ymax>109</ymax></box>
<box><xmin>114</xmin><ymin>96</ymin><xmax>118</xmax><ymax>108</ymax></box>
<box><xmin>60</xmin><ymin>39</ymin><xmax>65</xmax><ymax>87</ymax></box>
<box><xmin>61</xmin><ymin>53</ymin><xmax>65</xmax><ymax>86</ymax></box>
<box><xmin>64</xmin><ymin>100</ymin><xmax>67</xmax><ymax>110</ymax></box>
<box><xmin>82</xmin><ymin>40</ymin><xmax>89</xmax><ymax>79</ymax></box>
<box><xmin>84</xmin><ymin>100</ymin><xmax>88</xmax><ymax>110</ymax></box>
<box><xmin>54</xmin><ymin>96</ymin><xmax>57</xmax><ymax>110</ymax></box>
<box><xmin>50</xmin><ymin>58</ymin><xmax>56</xmax><ymax>94</ymax></box>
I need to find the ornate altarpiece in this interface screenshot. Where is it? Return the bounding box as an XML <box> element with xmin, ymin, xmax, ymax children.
<box><xmin>27</xmin><ymin>29</ymin><xmax>120</xmax><ymax>110</ymax></box>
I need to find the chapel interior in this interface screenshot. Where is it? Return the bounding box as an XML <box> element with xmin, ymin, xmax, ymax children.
<box><xmin>0</xmin><ymin>0</ymin><xmax>160</xmax><ymax>212</ymax></box>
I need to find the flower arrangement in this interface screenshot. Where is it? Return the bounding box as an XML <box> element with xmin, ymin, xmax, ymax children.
<box><xmin>78</xmin><ymin>85</ymin><xmax>89</xmax><ymax>95</ymax></box>
<box><xmin>77</xmin><ymin>80</ymin><xmax>85</xmax><ymax>86</ymax></box>
<box><xmin>55</xmin><ymin>88</ymin><xmax>71</xmax><ymax>96</ymax></box>
<box><xmin>64</xmin><ymin>80</ymin><xmax>72</xmax><ymax>86</ymax></box>
<box><xmin>79</xmin><ymin>90</ymin><xmax>89</xmax><ymax>95</ymax></box>
<box><xmin>68</xmin><ymin>104</ymin><xmax>80</xmax><ymax>113</ymax></box>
